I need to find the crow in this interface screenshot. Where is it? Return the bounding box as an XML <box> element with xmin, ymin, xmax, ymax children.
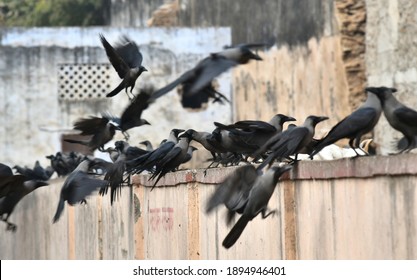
<box><xmin>100</xmin><ymin>34</ymin><xmax>148</xmax><ymax>98</ymax></box>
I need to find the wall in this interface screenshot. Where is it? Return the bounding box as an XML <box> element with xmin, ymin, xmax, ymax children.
<box><xmin>144</xmin><ymin>0</ymin><xmax>366</xmax><ymax>143</ymax></box>
<box><xmin>231</xmin><ymin>38</ymin><xmax>351</xmax><ymax>140</ymax></box>
<box><xmin>110</xmin><ymin>0</ymin><xmax>417</xmax><ymax>155</ymax></box>
<box><xmin>227</xmin><ymin>0</ymin><xmax>366</xmax><ymax>141</ymax></box>
<box><xmin>335</xmin><ymin>0</ymin><xmax>367</xmax><ymax>109</ymax></box>
<box><xmin>1</xmin><ymin>154</ymin><xmax>416</xmax><ymax>260</ymax></box>
<box><xmin>0</xmin><ymin>0</ymin><xmax>371</xmax><ymax>168</ymax></box>
<box><xmin>110</xmin><ymin>0</ymin><xmax>167</xmax><ymax>28</ymax></box>
<box><xmin>0</xmin><ymin>179</ymin><xmax>134</xmax><ymax>259</ymax></box>
<box><xmin>0</xmin><ymin>27</ymin><xmax>231</xmax><ymax>168</ymax></box>
<box><xmin>117</xmin><ymin>0</ymin><xmax>335</xmax><ymax>47</ymax></box>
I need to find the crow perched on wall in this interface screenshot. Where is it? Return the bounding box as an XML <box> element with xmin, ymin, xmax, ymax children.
<box><xmin>369</xmin><ymin>86</ymin><xmax>417</xmax><ymax>153</ymax></box>
<box><xmin>310</xmin><ymin>89</ymin><xmax>382</xmax><ymax>158</ymax></box>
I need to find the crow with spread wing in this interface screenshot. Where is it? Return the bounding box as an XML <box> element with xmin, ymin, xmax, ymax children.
<box><xmin>149</xmin><ymin>42</ymin><xmax>273</xmax><ymax>109</ymax></box>
<box><xmin>100</xmin><ymin>34</ymin><xmax>148</xmax><ymax>98</ymax></box>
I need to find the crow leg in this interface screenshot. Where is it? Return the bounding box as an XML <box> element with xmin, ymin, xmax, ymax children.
<box><xmin>6</xmin><ymin>222</ymin><xmax>17</xmax><ymax>232</ymax></box>
<box><xmin>348</xmin><ymin>138</ymin><xmax>363</xmax><ymax>158</ymax></box>
<box><xmin>122</xmin><ymin>131</ymin><xmax>130</xmax><ymax>141</ymax></box>
<box><xmin>261</xmin><ymin>208</ymin><xmax>276</xmax><ymax>219</ymax></box>
<box><xmin>292</xmin><ymin>153</ymin><xmax>300</xmax><ymax>163</ymax></box>
<box><xmin>2</xmin><ymin>215</ymin><xmax>17</xmax><ymax>232</ymax></box>
<box><xmin>124</xmin><ymin>88</ymin><xmax>134</xmax><ymax>101</ymax></box>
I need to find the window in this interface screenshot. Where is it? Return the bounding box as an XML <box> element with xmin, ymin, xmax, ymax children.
<box><xmin>58</xmin><ymin>63</ymin><xmax>113</xmax><ymax>100</ymax></box>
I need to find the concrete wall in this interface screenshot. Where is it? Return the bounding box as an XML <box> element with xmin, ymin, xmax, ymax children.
<box><xmin>1</xmin><ymin>0</ymin><xmax>373</xmax><ymax>167</ymax></box>
<box><xmin>366</xmin><ymin>0</ymin><xmax>417</xmax><ymax>154</ymax></box>
<box><xmin>0</xmin><ymin>180</ymin><xmax>134</xmax><ymax>259</ymax></box>
<box><xmin>0</xmin><ymin>27</ymin><xmax>231</xmax><ymax>167</ymax></box>
<box><xmin>141</xmin><ymin>0</ymin><xmax>365</xmax><ymax>142</ymax></box>
<box><xmin>1</xmin><ymin>154</ymin><xmax>416</xmax><ymax>260</ymax></box>
<box><xmin>108</xmin><ymin>0</ymin><xmax>417</xmax><ymax>155</ymax></box>
<box><xmin>110</xmin><ymin>0</ymin><xmax>166</xmax><ymax>28</ymax></box>
<box><xmin>231</xmin><ymin>38</ymin><xmax>351</xmax><ymax>140</ymax></box>
<box><xmin>113</xmin><ymin>0</ymin><xmax>335</xmax><ymax>46</ymax></box>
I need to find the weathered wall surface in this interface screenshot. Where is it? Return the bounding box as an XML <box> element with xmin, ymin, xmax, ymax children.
<box><xmin>134</xmin><ymin>173</ymin><xmax>286</xmax><ymax>259</ymax></box>
<box><xmin>176</xmin><ymin>0</ymin><xmax>334</xmax><ymax>47</ymax></box>
<box><xmin>231</xmin><ymin>38</ymin><xmax>350</xmax><ymax>139</ymax></box>
<box><xmin>113</xmin><ymin>0</ymin><xmax>367</xmax><ymax>112</ymax></box>
<box><xmin>1</xmin><ymin>154</ymin><xmax>416</xmax><ymax>260</ymax></box>
<box><xmin>228</xmin><ymin>0</ymin><xmax>366</xmax><ymax>137</ymax></box>
<box><xmin>294</xmin><ymin>176</ymin><xmax>416</xmax><ymax>259</ymax></box>
<box><xmin>108</xmin><ymin>0</ymin><xmax>417</xmax><ymax>154</ymax></box>
<box><xmin>335</xmin><ymin>0</ymin><xmax>367</xmax><ymax>109</ymax></box>
<box><xmin>0</xmin><ymin>179</ymin><xmax>134</xmax><ymax>259</ymax></box>
<box><xmin>115</xmin><ymin>0</ymin><xmax>335</xmax><ymax>47</ymax></box>
<box><xmin>0</xmin><ymin>27</ymin><xmax>231</xmax><ymax>168</ymax></box>
<box><xmin>110</xmin><ymin>0</ymin><xmax>167</xmax><ymax>28</ymax></box>
<box><xmin>143</xmin><ymin>0</ymin><xmax>365</xmax><ymax>141</ymax></box>
<box><xmin>366</xmin><ymin>0</ymin><xmax>417</xmax><ymax>154</ymax></box>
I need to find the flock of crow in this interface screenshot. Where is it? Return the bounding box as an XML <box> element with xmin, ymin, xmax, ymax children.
<box><xmin>1</xmin><ymin>33</ymin><xmax>417</xmax><ymax>250</ymax></box>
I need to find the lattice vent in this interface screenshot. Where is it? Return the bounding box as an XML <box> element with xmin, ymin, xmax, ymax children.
<box><xmin>58</xmin><ymin>63</ymin><xmax>113</xmax><ymax>100</ymax></box>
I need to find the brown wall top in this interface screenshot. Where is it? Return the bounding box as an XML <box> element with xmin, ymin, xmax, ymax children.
<box><xmin>133</xmin><ymin>153</ymin><xmax>417</xmax><ymax>188</ymax></box>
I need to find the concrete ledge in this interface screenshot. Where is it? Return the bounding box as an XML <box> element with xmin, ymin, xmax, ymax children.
<box><xmin>292</xmin><ymin>153</ymin><xmax>417</xmax><ymax>180</ymax></box>
<box><xmin>132</xmin><ymin>166</ymin><xmax>232</xmax><ymax>187</ymax></box>
<box><xmin>132</xmin><ymin>153</ymin><xmax>417</xmax><ymax>187</ymax></box>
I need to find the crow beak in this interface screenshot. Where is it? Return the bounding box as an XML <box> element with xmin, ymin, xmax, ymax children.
<box><xmin>318</xmin><ymin>116</ymin><xmax>329</xmax><ymax>123</ymax></box>
<box><xmin>250</xmin><ymin>52</ymin><xmax>263</xmax><ymax>61</ymax></box>
<box><xmin>365</xmin><ymin>87</ymin><xmax>377</xmax><ymax>94</ymax></box>
<box><xmin>38</xmin><ymin>181</ymin><xmax>49</xmax><ymax>187</ymax></box>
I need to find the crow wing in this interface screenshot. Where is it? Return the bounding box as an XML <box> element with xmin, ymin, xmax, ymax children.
<box><xmin>119</xmin><ymin>90</ymin><xmax>152</xmax><ymax>131</ymax></box>
<box><xmin>322</xmin><ymin>107</ymin><xmax>378</xmax><ymax>143</ymax></box>
<box><xmin>188</xmin><ymin>56</ymin><xmax>237</xmax><ymax>94</ymax></box>
<box><xmin>114</xmin><ymin>35</ymin><xmax>143</xmax><ymax>69</ymax></box>
<box><xmin>232</xmin><ymin>120</ymin><xmax>276</xmax><ymax>132</ymax></box>
<box><xmin>73</xmin><ymin>116</ymin><xmax>110</xmax><ymax>136</ymax></box>
<box><xmin>394</xmin><ymin>107</ymin><xmax>417</xmax><ymax>127</ymax></box>
<box><xmin>149</xmin><ymin>69</ymin><xmax>196</xmax><ymax>101</ymax></box>
<box><xmin>206</xmin><ymin>165</ymin><xmax>258</xmax><ymax>213</ymax></box>
<box><xmin>100</xmin><ymin>34</ymin><xmax>131</xmax><ymax>79</ymax></box>
<box><xmin>67</xmin><ymin>172</ymin><xmax>108</xmax><ymax>205</ymax></box>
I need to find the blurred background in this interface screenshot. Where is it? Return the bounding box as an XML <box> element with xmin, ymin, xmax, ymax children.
<box><xmin>1</xmin><ymin>0</ymin><xmax>417</xmax><ymax>261</ymax></box>
<box><xmin>1</xmin><ymin>0</ymin><xmax>416</xmax><ymax>168</ymax></box>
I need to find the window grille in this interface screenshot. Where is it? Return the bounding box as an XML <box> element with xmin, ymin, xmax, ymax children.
<box><xmin>58</xmin><ymin>63</ymin><xmax>113</xmax><ymax>100</ymax></box>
